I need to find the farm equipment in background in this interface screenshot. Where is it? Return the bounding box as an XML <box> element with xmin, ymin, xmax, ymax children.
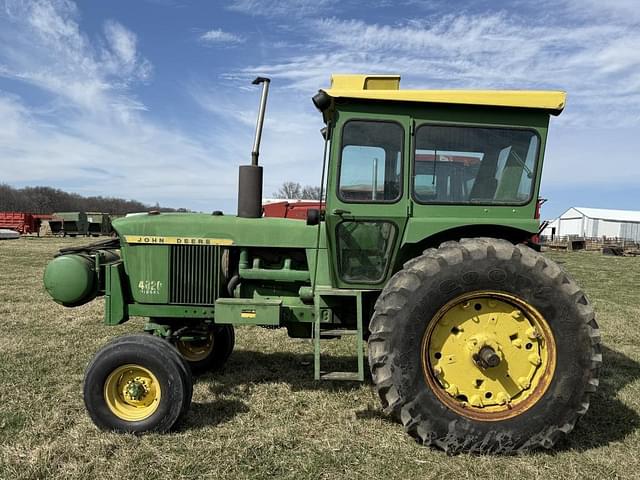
<box><xmin>87</xmin><ymin>212</ymin><xmax>113</xmax><ymax>236</ymax></box>
<box><xmin>262</xmin><ymin>200</ymin><xmax>324</xmax><ymax>220</ymax></box>
<box><xmin>0</xmin><ymin>229</ymin><xmax>20</xmax><ymax>240</ymax></box>
<box><xmin>49</xmin><ymin>212</ymin><xmax>89</xmax><ymax>237</ymax></box>
<box><xmin>43</xmin><ymin>74</ymin><xmax>600</xmax><ymax>454</ymax></box>
<box><xmin>0</xmin><ymin>212</ymin><xmax>50</xmax><ymax>235</ymax></box>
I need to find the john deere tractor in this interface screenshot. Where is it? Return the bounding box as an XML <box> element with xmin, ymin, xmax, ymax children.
<box><xmin>43</xmin><ymin>74</ymin><xmax>600</xmax><ymax>453</ymax></box>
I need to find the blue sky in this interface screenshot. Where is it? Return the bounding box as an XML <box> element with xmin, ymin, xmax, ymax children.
<box><xmin>0</xmin><ymin>0</ymin><xmax>638</xmax><ymax>219</ymax></box>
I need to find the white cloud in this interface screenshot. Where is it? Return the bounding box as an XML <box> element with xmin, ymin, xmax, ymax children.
<box><xmin>103</xmin><ymin>20</ymin><xmax>151</xmax><ymax>79</ymax></box>
<box><xmin>560</xmin><ymin>0</ymin><xmax>640</xmax><ymax>25</ymax></box>
<box><xmin>189</xmin><ymin>82</ymin><xmax>325</xmax><ymax>197</ymax></box>
<box><xmin>226</xmin><ymin>0</ymin><xmax>415</xmax><ymax>18</ymax></box>
<box><xmin>238</xmin><ymin>14</ymin><xmax>640</xmax><ymax>127</ymax></box>
<box><xmin>0</xmin><ymin>0</ymin><xmax>241</xmax><ymax>211</ymax></box>
<box><xmin>200</xmin><ymin>28</ymin><xmax>244</xmax><ymax>44</ymax></box>
<box><xmin>0</xmin><ymin>0</ymin><xmax>151</xmax><ymax>113</ymax></box>
<box><xmin>0</xmin><ymin>90</ymin><xmax>239</xmax><ymax>210</ymax></box>
<box><xmin>225</xmin><ymin>8</ymin><xmax>640</xmax><ymax>191</ymax></box>
<box><xmin>227</xmin><ymin>0</ymin><xmax>337</xmax><ymax>17</ymax></box>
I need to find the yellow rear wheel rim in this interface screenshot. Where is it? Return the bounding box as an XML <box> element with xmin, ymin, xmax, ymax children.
<box><xmin>421</xmin><ymin>291</ymin><xmax>556</xmax><ymax>421</ymax></box>
<box><xmin>176</xmin><ymin>333</ymin><xmax>215</xmax><ymax>362</ymax></box>
<box><xmin>104</xmin><ymin>364</ymin><xmax>161</xmax><ymax>421</ymax></box>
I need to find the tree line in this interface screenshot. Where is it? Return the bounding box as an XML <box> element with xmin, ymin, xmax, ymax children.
<box><xmin>0</xmin><ymin>184</ymin><xmax>181</xmax><ymax>215</ymax></box>
<box><xmin>0</xmin><ymin>181</ymin><xmax>320</xmax><ymax>216</ymax></box>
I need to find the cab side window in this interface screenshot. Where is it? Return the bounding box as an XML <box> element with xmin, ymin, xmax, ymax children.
<box><xmin>338</xmin><ymin>121</ymin><xmax>403</xmax><ymax>203</ymax></box>
<box><xmin>413</xmin><ymin>125</ymin><xmax>539</xmax><ymax>204</ymax></box>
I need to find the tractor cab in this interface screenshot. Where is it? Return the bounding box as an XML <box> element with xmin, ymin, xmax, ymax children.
<box><xmin>313</xmin><ymin>74</ymin><xmax>564</xmax><ymax>288</ymax></box>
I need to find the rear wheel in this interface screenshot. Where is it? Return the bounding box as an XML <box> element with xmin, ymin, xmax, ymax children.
<box><xmin>84</xmin><ymin>334</ymin><xmax>192</xmax><ymax>433</ymax></box>
<box><xmin>368</xmin><ymin>238</ymin><xmax>601</xmax><ymax>453</ymax></box>
<box><xmin>175</xmin><ymin>324</ymin><xmax>235</xmax><ymax>374</ymax></box>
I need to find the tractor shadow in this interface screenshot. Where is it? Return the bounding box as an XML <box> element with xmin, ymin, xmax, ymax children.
<box><xmin>185</xmin><ymin>349</ymin><xmax>370</xmax><ymax>430</ymax></box>
<box><xmin>553</xmin><ymin>344</ymin><xmax>640</xmax><ymax>452</ymax></box>
<box><xmin>355</xmin><ymin>344</ymin><xmax>640</xmax><ymax>452</ymax></box>
<box><xmin>180</xmin><ymin>398</ymin><xmax>250</xmax><ymax>432</ymax></box>
<box><xmin>205</xmin><ymin>349</ymin><xmax>371</xmax><ymax>393</ymax></box>
<box><xmin>186</xmin><ymin>344</ymin><xmax>640</xmax><ymax>453</ymax></box>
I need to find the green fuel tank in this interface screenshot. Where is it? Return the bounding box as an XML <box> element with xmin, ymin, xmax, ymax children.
<box><xmin>43</xmin><ymin>251</ymin><xmax>118</xmax><ymax>307</ymax></box>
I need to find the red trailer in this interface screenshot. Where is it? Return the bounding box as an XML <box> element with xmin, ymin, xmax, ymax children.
<box><xmin>0</xmin><ymin>212</ymin><xmax>51</xmax><ymax>235</ymax></box>
<box><xmin>262</xmin><ymin>200</ymin><xmax>324</xmax><ymax>220</ymax></box>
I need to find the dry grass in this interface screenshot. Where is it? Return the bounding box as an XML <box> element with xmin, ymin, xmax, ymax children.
<box><xmin>0</xmin><ymin>237</ymin><xmax>639</xmax><ymax>480</ymax></box>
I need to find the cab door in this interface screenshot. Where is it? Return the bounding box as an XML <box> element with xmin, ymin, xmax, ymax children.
<box><xmin>326</xmin><ymin>111</ymin><xmax>410</xmax><ymax>289</ymax></box>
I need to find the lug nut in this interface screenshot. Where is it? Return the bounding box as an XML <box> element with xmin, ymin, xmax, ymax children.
<box><xmin>517</xmin><ymin>377</ymin><xmax>531</xmax><ymax>389</ymax></box>
<box><xmin>446</xmin><ymin>384</ymin><xmax>459</xmax><ymax>396</ymax></box>
<box><xmin>496</xmin><ymin>392</ymin><xmax>511</xmax><ymax>405</ymax></box>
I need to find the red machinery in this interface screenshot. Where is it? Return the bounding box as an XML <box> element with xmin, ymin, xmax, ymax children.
<box><xmin>0</xmin><ymin>212</ymin><xmax>52</xmax><ymax>234</ymax></box>
<box><xmin>262</xmin><ymin>200</ymin><xmax>324</xmax><ymax>220</ymax></box>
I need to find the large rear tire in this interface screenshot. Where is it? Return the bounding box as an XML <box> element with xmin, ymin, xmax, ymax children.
<box><xmin>368</xmin><ymin>238</ymin><xmax>601</xmax><ymax>454</ymax></box>
<box><xmin>84</xmin><ymin>334</ymin><xmax>193</xmax><ymax>433</ymax></box>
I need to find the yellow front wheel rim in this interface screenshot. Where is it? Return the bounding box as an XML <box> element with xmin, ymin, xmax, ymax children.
<box><xmin>104</xmin><ymin>364</ymin><xmax>161</xmax><ymax>421</ymax></box>
<box><xmin>176</xmin><ymin>333</ymin><xmax>215</xmax><ymax>362</ymax></box>
<box><xmin>422</xmin><ymin>291</ymin><xmax>556</xmax><ymax>421</ymax></box>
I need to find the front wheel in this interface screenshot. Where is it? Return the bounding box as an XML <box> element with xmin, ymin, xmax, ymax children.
<box><xmin>83</xmin><ymin>334</ymin><xmax>192</xmax><ymax>433</ymax></box>
<box><xmin>368</xmin><ymin>238</ymin><xmax>601</xmax><ymax>454</ymax></box>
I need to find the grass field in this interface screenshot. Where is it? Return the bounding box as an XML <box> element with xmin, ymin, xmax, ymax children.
<box><xmin>1</xmin><ymin>237</ymin><xmax>639</xmax><ymax>480</ymax></box>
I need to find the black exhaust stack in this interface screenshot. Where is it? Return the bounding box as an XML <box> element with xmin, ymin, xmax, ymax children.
<box><xmin>238</xmin><ymin>76</ymin><xmax>270</xmax><ymax>218</ymax></box>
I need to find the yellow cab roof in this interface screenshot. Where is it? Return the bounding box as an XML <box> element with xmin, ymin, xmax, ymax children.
<box><xmin>321</xmin><ymin>74</ymin><xmax>566</xmax><ymax>115</ymax></box>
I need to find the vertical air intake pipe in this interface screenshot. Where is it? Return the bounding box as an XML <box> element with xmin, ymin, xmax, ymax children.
<box><xmin>237</xmin><ymin>77</ymin><xmax>270</xmax><ymax>218</ymax></box>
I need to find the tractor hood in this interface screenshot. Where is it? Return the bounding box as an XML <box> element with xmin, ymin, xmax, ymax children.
<box><xmin>113</xmin><ymin>213</ymin><xmax>324</xmax><ymax>249</ymax></box>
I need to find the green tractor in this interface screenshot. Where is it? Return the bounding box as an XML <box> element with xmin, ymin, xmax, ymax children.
<box><xmin>43</xmin><ymin>74</ymin><xmax>600</xmax><ymax>453</ymax></box>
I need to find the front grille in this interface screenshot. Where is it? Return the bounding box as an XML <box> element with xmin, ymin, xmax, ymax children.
<box><xmin>170</xmin><ymin>245</ymin><xmax>221</xmax><ymax>305</ymax></box>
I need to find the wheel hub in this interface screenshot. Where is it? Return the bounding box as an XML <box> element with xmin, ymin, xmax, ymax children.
<box><xmin>475</xmin><ymin>345</ymin><xmax>501</xmax><ymax>369</ymax></box>
<box><xmin>125</xmin><ymin>378</ymin><xmax>148</xmax><ymax>401</ymax></box>
<box><xmin>423</xmin><ymin>292</ymin><xmax>555</xmax><ymax>418</ymax></box>
<box><xmin>104</xmin><ymin>365</ymin><xmax>161</xmax><ymax>421</ymax></box>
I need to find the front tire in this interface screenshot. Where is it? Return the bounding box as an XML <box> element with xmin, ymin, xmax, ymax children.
<box><xmin>368</xmin><ymin>238</ymin><xmax>601</xmax><ymax>454</ymax></box>
<box><xmin>84</xmin><ymin>334</ymin><xmax>192</xmax><ymax>433</ymax></box>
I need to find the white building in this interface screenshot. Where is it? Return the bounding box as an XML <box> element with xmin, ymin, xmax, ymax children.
<box><xmin>542</xmin><ymin>207</ymin><xmax>640</xmax><ymax>242</ymax></box>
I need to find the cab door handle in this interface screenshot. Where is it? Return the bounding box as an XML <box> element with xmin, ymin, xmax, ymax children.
<box><xmin>332</xmin><ymin>209</ymin><xmax>351</xmax><ymax>216</ymax></box>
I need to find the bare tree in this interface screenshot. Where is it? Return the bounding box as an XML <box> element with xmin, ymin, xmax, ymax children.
<box><xmin>301</xmin><ymin>185</ymin><xmax>321</xmax><ymax>200</ymax></box>
<box><xmin>273</xmin><ymin>181</ymin><xmax>302</xmax><ymax>199</ymax></box>
<box><xmin>274</xmin><ymin>182</ymin><xmax>321</xmax><ymax>200</ymax></box>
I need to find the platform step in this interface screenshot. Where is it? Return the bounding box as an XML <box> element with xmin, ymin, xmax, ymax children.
<box><xmin>320</xmin><ymin>329</ymin><xmax>358</xmax><ymax>337</ymax></box>
<box><xmin>314</xmin><ymin>290</ymin><xmax>366</xmax><ymax>382</ymax></box>
<box><xmin>320</xmin><ymin>371</ymin><xmax>362</xmax><ymax>381</ymax></box>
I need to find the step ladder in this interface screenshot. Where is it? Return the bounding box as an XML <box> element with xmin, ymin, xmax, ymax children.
<box><xmin>313</xmin><ymin>289</ymin><xmax>370</xmax><ymax>381</ymax></box>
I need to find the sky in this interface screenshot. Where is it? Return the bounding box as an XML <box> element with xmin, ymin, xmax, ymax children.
<box><xmin>0</xmin><ymin>0</ymin><xmax>638</xmax><ymax>219</ymax></box>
